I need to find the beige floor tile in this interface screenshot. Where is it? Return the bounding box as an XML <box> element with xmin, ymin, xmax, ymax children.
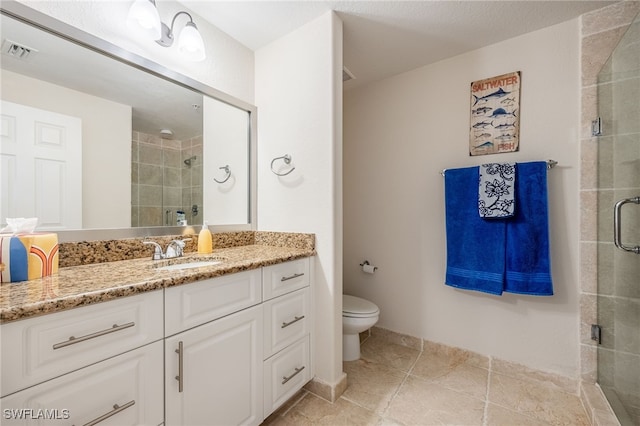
<box><xmin>342</xmin><ymin>358</ymin><xmax>407</xmax><ymax>414</ymax></box>
<box><xmin>491</xmin><ymin>357</ymin><xmax>578</xmax><ymax>394</ymax></box>
<box><xmin>271</xmin><ymin>392</ymin><xmax>381</xmax><ymax>425</ymax></box>
<box><xmin>422</xmin><ymin>340</ymin><xmax>490</xmax><ymax>369</ymax></box>
<box><xmin>410</xmin><ymin>351</ymin><xmax>489</xmax><ymax>400</ymax></box>
<box><xmin>486</xmin><ymin>403</ymin><xmax>553</xmax><ymax>426</ymax></box>
<box><xmin>489</xmin><ymin>373</ymin><xmax>590</xmax><ymax>426</ymax></box>
<box><xmin>360</xmin><ymin>334</ymin><xmax>421</xmax><ymax>373</ymax></box>
<box><xmin>385</xmin><ymin>376</ymin><xmax>485</xmax><ymax>425</ymax></box>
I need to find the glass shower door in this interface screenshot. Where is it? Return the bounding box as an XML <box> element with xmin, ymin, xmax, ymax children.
<box><xmin>596</xmin><ymin>12</ymin><xmax>640</xmax><ymax>426</ymax></box>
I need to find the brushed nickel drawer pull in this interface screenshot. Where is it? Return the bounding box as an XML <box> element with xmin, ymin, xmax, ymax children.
<box><xmin>77</xmin><ymin>400</ymin><xmax>135</xmax><ymax>426</ymax></box>
<box><xmin>176</xmin><ymin>341</ymin><xmax>184</xmax><ymax>393</ymax></box>
<box><xmin>53</xmin><ymin>322</ymin><xmax>135</xmax><ymax>350</ymax></box>
<box><xmin>281</xmin><ymin>366</ymin><xmax>305</xmax><ymax>385</ymax></box>
<box><xmin>281</xmin><ymin>273</ymin><xmax>304</xmax><ymax>282</ymax></box>
<box><xmin>281</xmin><ymin>315</ymin><xmax>305</xmax><ymax>329</ymax></box>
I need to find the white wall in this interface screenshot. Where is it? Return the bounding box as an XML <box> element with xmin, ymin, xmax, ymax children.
<box><xmin>344</xmin><ymin>19</ymin><xmax>581</xmax><ymax>378</ymax></box>
<box><xmin>256</xmin><ymin>12</ymin><xmax>344</xmax><ymax>387</ymax></box>
<box><xmin>2</xmin><ymin>70</ymin><xmax>132</xmax><ymax>229</ymax></box>
<box><xmin>16</xmin><ymin>0</ymin><xmax>254</xmax><ymax>104</ymax></box>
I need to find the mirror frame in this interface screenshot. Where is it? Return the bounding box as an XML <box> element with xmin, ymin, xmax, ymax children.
<box><xmin>0</xmin><ymin>1</ymin><xmax>257</xmax><ymax>242</ymax></box>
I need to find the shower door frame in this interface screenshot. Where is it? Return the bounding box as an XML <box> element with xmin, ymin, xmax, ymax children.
<box><xmin>593</xmin><ymin>10</ymin><xmax>640</xmax><ymax>426</ymax></box>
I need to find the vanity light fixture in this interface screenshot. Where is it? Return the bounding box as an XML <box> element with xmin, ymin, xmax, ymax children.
<box><xmin>126</xmin><ymin>0</ymin><xmax>206</xmax><ymax>62</ymax></box>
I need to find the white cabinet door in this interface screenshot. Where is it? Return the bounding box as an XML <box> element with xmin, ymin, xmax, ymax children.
<box><xmin>165</xmin><ymin>304</ymin><xmax>263</xmax><ymax>426</ymax></box>
<box><xmin>0</xmin><ymin>341</ymin><xmax>163</xmax><ymax>426</ymax></box>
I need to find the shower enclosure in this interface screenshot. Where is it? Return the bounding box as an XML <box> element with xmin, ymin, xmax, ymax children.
<box><xmin>595</xmin><ymin>11</ymin><xmax>640</xmax><ymax>426</ymax></box>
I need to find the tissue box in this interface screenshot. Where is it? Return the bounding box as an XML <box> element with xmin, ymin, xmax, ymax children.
<box><xmin>0</xmin><ymin>233</ymin><xmax>59</xmax><ymax>283</ymax></box>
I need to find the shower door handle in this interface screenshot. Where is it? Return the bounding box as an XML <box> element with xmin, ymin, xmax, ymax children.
<box><xmin>614</xmin><ymin>196</ymin><xmax>640</xmax><ymax>254</ymax></box>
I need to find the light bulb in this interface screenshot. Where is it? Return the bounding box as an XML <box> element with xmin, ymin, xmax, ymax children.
<box><xmin>126</xmin><ymin>0</ymin><xmax>161</xmax><ymax>40</ymax></box>
<box><xmin>178</xmin><ymin>22</ymin><xmax>206</xmax><ymax>62</ymax></box>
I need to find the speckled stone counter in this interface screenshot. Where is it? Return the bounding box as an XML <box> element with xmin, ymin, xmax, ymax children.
<box><xmin>1</xmin><ymin>231</ymin><xmax>315</xmax><ymax>324</ymax></box>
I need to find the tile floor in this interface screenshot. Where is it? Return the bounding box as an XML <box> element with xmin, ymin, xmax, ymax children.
<box><xmin>264</xmin><ymin>333</ymin><xmax>591</xmax><ymax>425</ymax></box>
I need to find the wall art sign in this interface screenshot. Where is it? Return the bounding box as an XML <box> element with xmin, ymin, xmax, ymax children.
<box><xmin>469</xmin><ymin>71</ymin><xmax>521</xmax><ymax>156</ymax></box>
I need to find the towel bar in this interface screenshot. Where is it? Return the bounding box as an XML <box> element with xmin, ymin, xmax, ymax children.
<box><xmin>440</xmin><ymin>159</ymin><xmax>557</xmax><ymax>176</ymax></box>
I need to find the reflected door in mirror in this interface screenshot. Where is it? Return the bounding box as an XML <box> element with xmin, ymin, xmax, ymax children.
<box><xmin>1</xmin><ymin>101</ymin><xmax>82</xmax><ymax>230</ymax></box>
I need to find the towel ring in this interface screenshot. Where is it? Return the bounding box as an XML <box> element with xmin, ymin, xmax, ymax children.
<box><xmin>213</xmin><ymin>165</ymin><xmax>231</xmax><ymax>184</ymax></box>
<box><xmin>271</xmin><ymin>154</ymin><xmax>295</xmax><ymax>176</ymax></box>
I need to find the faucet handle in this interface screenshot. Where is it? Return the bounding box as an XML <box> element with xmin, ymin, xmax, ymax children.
<box><xmin>143</xmin><ymin>241</ymin><xmax>164</xmax><ymax>260</ymax></box>
<box><xmin>166</xmin><ymin>238</ymin><xmax>191</xmax><ymax>258</ymax></box>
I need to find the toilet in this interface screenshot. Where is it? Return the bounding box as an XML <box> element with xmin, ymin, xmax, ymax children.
<box><xmin>342</xmin><ymin>294</ymin><xmax>380</xmax><ymax>361</ymax></box>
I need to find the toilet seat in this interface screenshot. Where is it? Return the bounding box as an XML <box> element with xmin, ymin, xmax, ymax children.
<box><xmin>343</xmin><ymin>295</ymin><xmax>379</xmax><ymax>318</ymax></box>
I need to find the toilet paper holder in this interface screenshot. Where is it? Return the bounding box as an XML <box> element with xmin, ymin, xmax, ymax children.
<box><xmin>359</xmin><ymin>260</ymin><xmax>378</xmax><ymax>273</ymax></box>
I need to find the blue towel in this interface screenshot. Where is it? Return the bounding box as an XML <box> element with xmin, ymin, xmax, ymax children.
<box><xmin>444</xmin><ymin>161</ymin><xmax>553</xmax><ymax>296</ymax></box>
<box><xmin>504</xmin><ymin>162</ymin><xmax>553</xmax><ymax>295</ymax></box>
<box><xmin>444</xmin><ymin>166</ymin><xmax>505</xmax><ymax>295</ymax></box>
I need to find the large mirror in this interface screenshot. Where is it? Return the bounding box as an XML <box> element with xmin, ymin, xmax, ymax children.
<box><xmin>0</xmin><ymin>3</ymin><xmax>256</xmax><ymax>236</ymax></box>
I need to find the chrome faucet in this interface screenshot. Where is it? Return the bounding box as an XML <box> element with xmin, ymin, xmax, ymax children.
<box><xmin>143</xmin><ymin>239</ymin><xmax>191</xmax><ymax>260</ymax></box>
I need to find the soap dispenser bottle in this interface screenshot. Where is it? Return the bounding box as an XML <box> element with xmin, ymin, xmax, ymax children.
<box><xmin>198</xmin><ymin>222</ymin><xmax>213</xmax><ymax>254</ymax></box>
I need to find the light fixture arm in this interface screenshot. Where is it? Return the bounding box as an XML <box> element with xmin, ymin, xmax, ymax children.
<box><xmin>156</xmin><ymin>11</ymin><xmax>196</xmax><ymax>47</ymax></box>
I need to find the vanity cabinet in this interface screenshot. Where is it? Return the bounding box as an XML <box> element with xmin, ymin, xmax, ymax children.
<box><xmin>0</xmin><ymin>257</ymin><xmax>313</xmax><ymax>426</ymax></box>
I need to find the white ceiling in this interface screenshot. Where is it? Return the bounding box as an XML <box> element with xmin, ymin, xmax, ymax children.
<box><xmin>179</xmin><ymin>0</ymin><xmax>615</xmax><ymax>89</ymax></box>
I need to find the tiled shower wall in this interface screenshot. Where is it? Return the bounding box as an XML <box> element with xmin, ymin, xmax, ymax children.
<box><xmin>579</xmin><ymin>1</ymin><xmax>640</xmax><ymax>424</ymax></box>
<box><xmin>131</xmin><ymin>131</ymin><xmax>203</xmax><ymax>227</ymax></box>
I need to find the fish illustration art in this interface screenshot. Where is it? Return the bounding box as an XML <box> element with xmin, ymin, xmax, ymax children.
<box><xmin>492</xmin><ymin>121</ymin><xmax>516</xmax><ymax>130</ymax></box>
<box><xmin>472</xmin><ymin>87</ymin><xmax>510</xmax><ymax>106</ymax></box>
<box><xmin>474</xmin><ymin>141</ymin><xmax>494</xmax><ymax>149</ymax></box>
<box><xmin>501</xmin><ymin>97</ymin><xmax>516</xmax><ymax>105</ymax></box>
<box><xmin>495</xmin><ymin>133</ymin><xmax>514</xmax><ymax>140</ymax></box>
<box><xmin>476</xmin><ymin>133</ymin><xmax>492</xmax><ymax>139</ymax></box>
<box><xmin>472</xmin><ymin>106</ymin><xmax>493</xmax><ymax>115</ymax></box>
<box><xmin>472</xmin><ymin>120</ymin><xmax>492</xmax><ymax>129</ymax></box>
<box><xmin>489</xmin><ymin>108</ymin><xmax>517</xmax><ymax>119</ymax></box>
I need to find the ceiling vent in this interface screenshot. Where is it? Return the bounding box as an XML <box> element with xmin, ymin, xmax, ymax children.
<box><xmin>2</xmin><ymin>39</ymin><xmax>38</xmax><ymax>60</ymax></box>
<box><xmin>343</xmin><ymin>66</ymin><xmax>355</xmax><ymax>82</ymax></box>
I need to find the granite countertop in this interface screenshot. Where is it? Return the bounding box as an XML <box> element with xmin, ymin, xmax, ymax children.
<box><xmin>0</xmin><ymin>244</ymin><xmax>315</xmax><ymax>324</ymax></box>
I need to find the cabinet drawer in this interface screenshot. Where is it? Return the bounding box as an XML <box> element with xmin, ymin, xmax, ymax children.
<box><xmin>263</xmin><ymin>336</ymin><xmax>310</xmax><ymax>417</ymax></box>
<box><xmin>262</xmin><ymin>258</ymin><xmax>310</xmax><ymax>301</ymax></box>
<box><xmin>165</xmin><ymin>269</ymin><xmax>262</xmax><ymax>336</ymax></box>
<box><xmin>1</xmin><ymin>290</ymin><xmax>163</xmax><ymax>397</ymax></box>
<box><xmin>0</xmin><ymin>340</ymin><xmax>164</xmax><ymax>426</ymax></box>
<box><xmin>263</xmin><ymin>288</ymin><xmax>310</xmax><ymax>358</ymax></box>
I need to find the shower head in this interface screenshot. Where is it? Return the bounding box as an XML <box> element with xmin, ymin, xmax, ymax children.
<box><xmin>184</xmin><ymin>156</ymin><xmax>197</xmax><ymax>167</ymax></box>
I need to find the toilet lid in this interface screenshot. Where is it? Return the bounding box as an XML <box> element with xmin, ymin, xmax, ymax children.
<box><xmin>343</xmin><ymin>295</ymin><xmax>379</xmax><ymax>317</ymax></box>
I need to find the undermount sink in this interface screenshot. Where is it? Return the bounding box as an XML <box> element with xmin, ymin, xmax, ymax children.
<box><xmin>154</xmin><ymin>257</ymin><xmax>225</xmax><ymax>271</ymax></box>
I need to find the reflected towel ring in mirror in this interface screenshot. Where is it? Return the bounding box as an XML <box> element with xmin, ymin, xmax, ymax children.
<box><xmin>213</xmin><ymin>165</ymin><xmax>231</xmax><ymax>184</ymax></box>
<box><xmin>271</xmin><ymin>154</ymin><xmax>295</xmax><ymax>176</ymax></box>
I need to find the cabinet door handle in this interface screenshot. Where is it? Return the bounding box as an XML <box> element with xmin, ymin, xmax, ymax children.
<box><xmin>281</xmin><ymin>366</ymin><xmax>305</xmax><ymax>385</ymax></box>
<box><xmin>281</xmin><ymin>272</ymin><xmax>304</xmax><ymax>282</ymax></box>
<box><xmin>281</xmin><ymin>315</ymin><xmax>305</xmax><ymax>329</ymax></box>
<box><xmin>175</xmin><ymin>341</ymin><xmax>184</xmax><ymax>393</ymax></box>
<box><xmin>74</xmin><ymin>400</ymin><xmax>135</xmax><ymax>426</ymax></box>
<box><xmin>53</xmin><ymin>322</ymin><xmax>135</xmax><ymax>350</ymax></box>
